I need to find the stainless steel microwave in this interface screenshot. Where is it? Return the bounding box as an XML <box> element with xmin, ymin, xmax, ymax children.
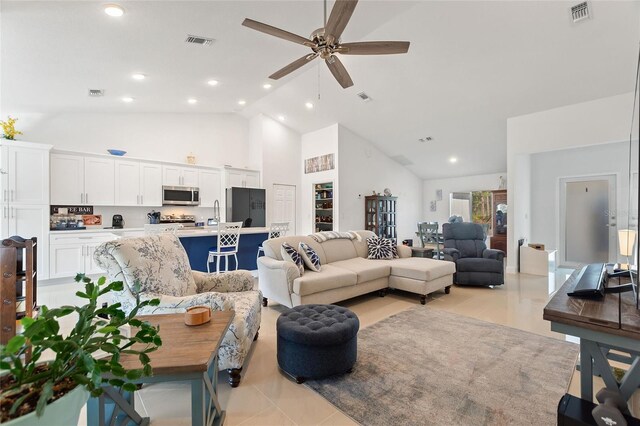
<box><xmin>162</xmin><ymin>186</ymin><xmax>200</xmax><ymax>206</ymax></box>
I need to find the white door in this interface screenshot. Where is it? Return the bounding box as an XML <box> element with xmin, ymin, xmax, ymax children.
<box><xmin>162</xmin><ymin>165</ymin><xmax>182</xmax><ymax>186</ymax></box>
<box><xmin>84</xmin><ymin>243</ymin><xmax>105</xmax><ymax>275</ymax></box>
<box><xmin>140</xmin><ymin>162</ymin><xmax>162</xmax><ymax>206</ymax></box>
<box><xmin>199</xmin><ymin>169</ymin><xmax>222</xmax><ymax>208</ymax></box>
<box><xmin>226</xmin><ymin>170</ymin><xmax>244</xmax><ymax>188</ymax></box>
<box><xmin>273</xmin><ymin>184</ymin><xmax>296</xmax><ymax>234</ymax></box>
<box><xmin>559</xmin><ymin>175</ymin><xmax>617</xmax><ymax>267</ymax></box>
<box><xmin>9</xmin><ymin>205</ymin><xmax>49</xmax><ymax>276</ymax></box>
<box><xmin>245</xmin><ymin>171</ymin><xmax>260</xmax><ymax>188</ymax></box>
<box><xmin>114</xmin><ymin>160</ymin><xmax>140</xmax><ymax>206</ymax></box>
<box><xmin>84</xmin><ymin>157</ymin><xmax>115</xmax><ymax>205</ymax></box>
<box><xmin>49</xmin><ymin>244</ymin><xmax>84</xmax><ymax>278</ymax></box>
<box><xmin>8</xmin><ymin>147</ymin><xmax>49</xmax><ymax>205</ymax></box>
<box><xmin>182</xmin><ymin>168</ymin><xmax>199</xmax><ymax>187</ymax></box>
<box><xmin>50</xmin><ymin>153</ymin><xmax>84</xmax><ymax>205</ymax></box>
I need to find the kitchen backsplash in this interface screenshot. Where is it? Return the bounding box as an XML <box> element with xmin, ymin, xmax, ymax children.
<box><xmin>83</xmin><ymin>206</ymin><xmax>224</xmax><ymax>228</ymax></box>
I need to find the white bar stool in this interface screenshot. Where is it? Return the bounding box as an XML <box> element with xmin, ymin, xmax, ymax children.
<box><xmin>257</xmin><ymin>222</ymin><xmax>290</xmax><ymax>262</ymax></box>
<box><xmin>207</xmin><ymin>222</ymin><xmax>243</xmax><ymax>274</ymax></box>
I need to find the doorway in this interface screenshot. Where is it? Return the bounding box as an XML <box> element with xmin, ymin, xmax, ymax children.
<box><xmin>272</xmin><ymin>184</ymin><xmax>296</xmax><ymax>235</ymax></box>
<box><xmin>559</xmin><ymin>175</ymin><xmax>617</xmax><ymax>267</ymax></box>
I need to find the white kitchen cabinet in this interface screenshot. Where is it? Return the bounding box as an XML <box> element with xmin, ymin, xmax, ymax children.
<box><xmin>51</xmin><ymin>153</ymin><xmax>115</xmax><ymax>206</ymax></box>
<box><xmin>49</xmin><ymin>233</ymin><xmax>117</xmax><ymax>278</ymax></box>
<box><xmin>114</xmin><ymin>160</ymin><xmax>141</xmax><ymax>206</ymax></box>
<box><xmin>0</xmin><ymin>141</ymin><xmax>52</xmax><ymax>279</ymax></box>
<box><xmin>1</xmin><ymin>145</ymin><xmax>50</xmax><ymax>205</ymax></box>
<box><xmin>50</xmin><ymin>153</ymin><xmax>84</xmax><ymax>205</ymax></box>
<box><xmin>84</xmin><ymin>157</ymin><xmax>115</xmax><ymax>205</ymax></box>
<box><xmin>140</xmin><ymin>162</ymin><xmax>162</xmax><ymax>206</ymax></box>
<box><xmin>226</xmin><ymin>169</ymin><xmax>260</xmax><ymax>188</ymax></box>
<box><xmin>198</xmin><ymin>169</ymin><xmax>222</xmax><ymax>208</ymax></box>
<box><xmin>162</xmin><ymin>165</ymin><xmax>198</xmax><ymax>187</ymax></box>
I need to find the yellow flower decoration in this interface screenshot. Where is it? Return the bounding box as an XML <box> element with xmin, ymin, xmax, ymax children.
<box><xmin>1</xmin><ymin>116</ymin><xmax>23</xmax><ymax>140</ymax></box>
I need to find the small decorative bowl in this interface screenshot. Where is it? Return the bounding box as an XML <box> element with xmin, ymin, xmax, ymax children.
<box><xmin>107</xmin><ymin>149</ymin><xmax>127</xmax><ymax>156</ymax></box>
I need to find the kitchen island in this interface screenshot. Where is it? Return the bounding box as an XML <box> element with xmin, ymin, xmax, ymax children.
<box><xmin>49</xmin><ymin>227</ymin><xmax>269</xmax><ymax>277</ymax></box>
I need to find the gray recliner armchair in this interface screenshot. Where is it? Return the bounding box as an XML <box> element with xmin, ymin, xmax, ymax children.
<box><xmin>442</xmin><ymin>222</ymin><xmax>504</xmax><ymax>286</ymax></box>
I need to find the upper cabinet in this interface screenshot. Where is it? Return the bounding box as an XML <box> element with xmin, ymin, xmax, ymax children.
<box><xmin>51</xmin><ymin>153</ymin><xmax>115</xmax><ymax>205</ymax></box>
<box><xmin>226</xmin><ymin>169</ymin><xmax>260</xmax><ymax>188</ymax></box>
<box><xmin>198</xmin><ymin>169</ymin><xmax>222</xmax><ymax>208</ymax></box>
<box><xmin>1</xmin><ymin>144</ymin><xmax>50</xmax><ymax>205</ymax></box>
<box><xmin>114</xmin><ymin>160</ymin><xmax>162</xmax><ymax>206</ymax></box>
<box><xmin>162</xmin><ymin>165</ymin><xmax>199</xmax><ymax>187</ymax></box>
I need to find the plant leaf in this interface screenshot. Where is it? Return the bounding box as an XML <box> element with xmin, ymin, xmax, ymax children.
<box><xmin>36</xmin><ymin>380</ymin><xmax>54</xmax><ymax>417</ymax></box>
<box><xmin>5</xmin><ymin>335</ymin><xmax>26</xmax><ymax>354</ymax></box>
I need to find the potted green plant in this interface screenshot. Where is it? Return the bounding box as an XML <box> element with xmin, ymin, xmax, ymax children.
<box><xmin>0</xmin><ymin>274</ymin><xmax>162</xmax><ymax>425</ymax></box>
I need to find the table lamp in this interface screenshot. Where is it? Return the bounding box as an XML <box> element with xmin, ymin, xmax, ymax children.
<box><xmin>618</xmin><ymin>229</ymin><xmax>637</xmax><ymax>270</ymax></box>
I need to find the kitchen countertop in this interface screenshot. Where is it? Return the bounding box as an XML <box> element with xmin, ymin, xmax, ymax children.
<box><xmin>50</xmin><ymin>226</ymin><xmax>270</xmax><ymax>238</ymax></box>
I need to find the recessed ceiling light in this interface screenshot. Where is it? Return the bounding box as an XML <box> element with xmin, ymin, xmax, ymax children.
<box><xmin>122</xmin><ymin>97</ymin><xmax>134</xmax><ymax>103</ymax></box>
<box><xmin>188</xmin><ymin>98</ymin><xmax>197</xmax><ymax>104</ymax></box>
<box><xmin>238</xmin><ymin>100</ymin><xmax>246</xmax><ymax>106</ymax></box>
<box><xmin>104</xmin><ymin>4</ymin><xmax>124</xmax><ymax>17</ymax></box>
<box><xmin>263</xmin><ymin>83</ymin><xmax>272</xmax><ymax>89</ymax></box>
<box><xmin>207</xmin><ymin>80</ymin><xmax>219</xmax><ymax>86</ymax></box>
<box><xmin>305</xmin><ymin>102</ymin><xmax>314</xmax><ymax>109</ymax></box>
<box><xmin>132</xmin><ymin>73</ymin><xmax>146</xmax><ymax>80</ymax></box>
<box><xmin>449</xmin><ymin>157</ymin><xmax>458</xmax><ymax>164</ymax></box>
<box><xmin>278</xmin><ymin>115</ymin><xmax>285</xmax><ymax>121</ymax></box>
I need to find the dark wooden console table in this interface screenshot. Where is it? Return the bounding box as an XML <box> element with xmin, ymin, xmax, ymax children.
<box><xmin>544</xmin><ymin>270</ymin><xmax>640</xmax><ymax>403</ymax></box>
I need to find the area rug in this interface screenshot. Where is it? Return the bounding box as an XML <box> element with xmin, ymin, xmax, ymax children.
<box><xmin>305</xmin><ymin>307</ymin><xmax>578</xmax><ymax>426</ymax></box>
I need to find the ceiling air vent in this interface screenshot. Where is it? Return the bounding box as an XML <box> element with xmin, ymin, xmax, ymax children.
<box><xmin>88</xmin><ymin>89</ymin><xmax>104</xmax><ymax>97</ymax></box>
<box><xmin>571</xmin><ymin>2</ymin><xmax>590</xmax><ymax>23</ymax></box>
<box><xmin>356</xmin><ymin>91</ymin><xmax>372</xmax><ymax>102</ymax></box>
<box><xmin>185</xmin><ymin>35</ymin><xmax>215</xmax><ymax>46</ymax></box>
<box><xmin>391</xmin><ymin>155</ymin><xmax>413</xmax><ymax>166</ymax></box>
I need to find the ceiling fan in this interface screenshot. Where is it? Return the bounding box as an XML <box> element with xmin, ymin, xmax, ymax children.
<box><xmin>242</xmin><ymin>0</ymin><xmax>410</xmax><ymax>89</ymax></box>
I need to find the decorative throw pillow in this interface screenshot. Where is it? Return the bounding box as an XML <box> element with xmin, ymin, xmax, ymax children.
<box><xmin>299</xmin><ymin>242</ymin><xmax>321</xmax><ymax>272</ymax></box>
<box><xmin>281</xmin><ymin>242</ymin><xmax>304</xmax><ymax>275</ymax></box>
<box><xmin>367</xmin><ymin>236</ymin><xmax>394</xmax><ymax>260</ymax></box>
<box><xmin>390</xmin><ymin>242</ymin><xmax>399</xmax><ymax>259</ymax></box>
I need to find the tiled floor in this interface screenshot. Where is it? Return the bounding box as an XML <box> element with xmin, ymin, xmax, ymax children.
<box><xmin>38</xmin><ymin>269</ymin><xmax>627</xmax><ymax>425</ymax></box>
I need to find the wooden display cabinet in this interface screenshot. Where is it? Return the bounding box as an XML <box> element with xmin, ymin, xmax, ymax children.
<box><xmin>365</xmin><ymin>195</ymin><xmax>398</xmax><ymax>242</ymax></box>
<box><xmin>314</xmin><ymin>182</ymin><xmax>334</xmax><ymax>232</ymax></box>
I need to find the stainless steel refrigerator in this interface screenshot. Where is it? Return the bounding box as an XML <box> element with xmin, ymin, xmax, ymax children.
<box><xmin>226</xmin><ymin>187</ymin><xmax>265</xmax><ymax>227</ymax></box>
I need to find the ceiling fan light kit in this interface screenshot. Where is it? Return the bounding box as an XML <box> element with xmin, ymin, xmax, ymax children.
<box><xmin>242</xmin><ymin>0</ymin><xmax>410</xmax><ymax>89</ymax></box>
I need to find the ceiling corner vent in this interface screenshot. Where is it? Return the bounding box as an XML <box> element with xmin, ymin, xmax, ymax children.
<box><xmin>356</xmin><ymin>91</ymin><xmax>372</xmax><ymax>102</ymax></box>
<box><xmin>88</xmin><ymin>89</ymin><xmax>104</xmax><ymax>97</ymax></box>
<box><xmin>571</xmin><ymin>2</ymin><xmax>591</xmax><ymax>23</ymax></box>
<box><xmin>185</xmin><ymin>35</ymin><xmax>215</xmax><ymax>46</ymax></box>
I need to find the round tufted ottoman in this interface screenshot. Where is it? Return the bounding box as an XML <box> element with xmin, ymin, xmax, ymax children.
<box><xmin>276</xmin><ymin>304</ymin><xmax>359</xmax><ymax>383</ymax></box>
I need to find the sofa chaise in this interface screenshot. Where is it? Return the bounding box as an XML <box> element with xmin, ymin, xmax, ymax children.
<box><xmin>257</xmin><ymin>230</ymin><xmax>455</xmax><ymax>307</ymax></box>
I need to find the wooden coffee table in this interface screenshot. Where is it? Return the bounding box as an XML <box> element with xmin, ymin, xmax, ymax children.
<box><xmin>88</xmin><ymin>310</ymin><xmax>234</xmax><ymax>426</ymax></box>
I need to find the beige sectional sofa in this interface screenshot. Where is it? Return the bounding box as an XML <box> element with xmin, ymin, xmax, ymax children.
<box><xmin>257</xmin><ymin>230</ymin><xmax>455</xmax><ymax>307</ymax></box>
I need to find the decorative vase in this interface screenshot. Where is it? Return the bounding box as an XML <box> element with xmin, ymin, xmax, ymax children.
<box><xmin>3</xmin><ymin>385</ymin><xmax>89</xmax><ymax>426</ymax></box>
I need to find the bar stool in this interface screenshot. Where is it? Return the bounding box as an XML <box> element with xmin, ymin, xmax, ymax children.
<box><xmin>207</xmin><ymin>222</ymin><xmax>243</xmax><ymax>274</ymax></box>
<box><xmin>257</xmin><ymin>222</ymin><xmax>290</xmax><ymax>262</ymax></box>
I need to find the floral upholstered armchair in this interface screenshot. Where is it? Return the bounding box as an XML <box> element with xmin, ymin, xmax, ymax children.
<box><xmin>93</xmin><ymin>234</ymin><xmax>262</xmax><ymax>387</ymax></box>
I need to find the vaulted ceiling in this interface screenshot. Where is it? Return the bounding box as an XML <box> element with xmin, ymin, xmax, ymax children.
<box><xmin>2</xmin><ymin>1</ymin><xmax>639</xmax><ymax>178</ymax></box>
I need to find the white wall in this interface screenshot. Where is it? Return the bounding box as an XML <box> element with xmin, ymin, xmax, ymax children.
<box><xmin>300</xmin><ymin>124</ymin><xmax>339</xmax><ymax>234</ymax></box>
<box><xmin>506</xmin><ymin>92</ymin><xmax>639</xmax><ymax>271</ymax></box>
<box><xmin>338</xmin><ymin>125</ymin><xmax>423</xmax><ymax>242</ymax></box>
<box><xmin>530</xmin><ymin>141</ymin><xmax>632</xmax><ymax>254</ymax></box>
<box><xmin>249</xmin><ymin>114</ymin><xmax>302</xmax><ymax>234</ymax></box>
<box><xmin>16</xmin><ymin>112</ymin><xmax>251</xmax><ymax>168</ymax></box>
<box><xmin>422</xmin><ymin>172</ymin><xmax>505</xmax><ymax>224</ymax></box>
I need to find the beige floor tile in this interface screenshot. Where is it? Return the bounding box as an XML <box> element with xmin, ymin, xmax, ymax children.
<box><xmin>318</xmin><ymin>410</ymin><xmax>359</xmax><ymax>426</ymax></box>
<box><xmin>238</xmin><ymin>405</ymin><xmax>297</xmax><ymax>426</ymax></box>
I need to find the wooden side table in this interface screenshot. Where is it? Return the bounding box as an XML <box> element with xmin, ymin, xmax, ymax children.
<box><xmin>88</xmin><ymin>310</ymin><xmax>234</xmax><ymax>426</ymax></box>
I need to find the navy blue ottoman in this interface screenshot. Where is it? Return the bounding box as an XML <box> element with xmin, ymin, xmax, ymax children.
<box><xmin>277</xmin><ymin>304</ymin><xmax>359</xmax><ymax>383</ymax></box>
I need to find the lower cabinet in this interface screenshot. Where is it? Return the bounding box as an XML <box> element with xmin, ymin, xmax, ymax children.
<box><xmin>49</xmin><ymin>233</ymin><xmax>117</xmax><ymax>278</ymax></box>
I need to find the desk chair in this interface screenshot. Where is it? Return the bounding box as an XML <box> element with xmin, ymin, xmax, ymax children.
<box><xmin>207</xmin><ymin>222</ymin><xmax>243</xmax><ymax>274</ymax></box>
<box><xmin>257</xmin><ymin>222</ymin><xmax>290</xmax><ymax>262</ymax></box>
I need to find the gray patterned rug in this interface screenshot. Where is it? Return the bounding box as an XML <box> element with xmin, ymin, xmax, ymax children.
<box><xmin>306</xmin><ymin>307</ymin><xmax>578</xmax><ymax>426</ymax></box>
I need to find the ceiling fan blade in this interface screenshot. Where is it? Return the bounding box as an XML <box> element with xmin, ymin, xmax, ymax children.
<box><xmin>269</xmin><ymin>54</ymin><xmax>318</xmax><ymax>80</ymax></box>
<box><xmin>337</xmin><ymin>41</ymin><xmax>410</xmax><ymax>55</ymax></box>
<box><xmin>325</xmin><ymin>55</ymin><xmax>354</xmax><ymax>89</ymax></box>
<box><xmin>324</xmin><ymin>0</ymin><xmax>358</xmax><ymax>45</ymax></box>
<box><xmin>242</xmin><ymin>18</ymin><xmax>313</xmax><ymax>47</ymax></box>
